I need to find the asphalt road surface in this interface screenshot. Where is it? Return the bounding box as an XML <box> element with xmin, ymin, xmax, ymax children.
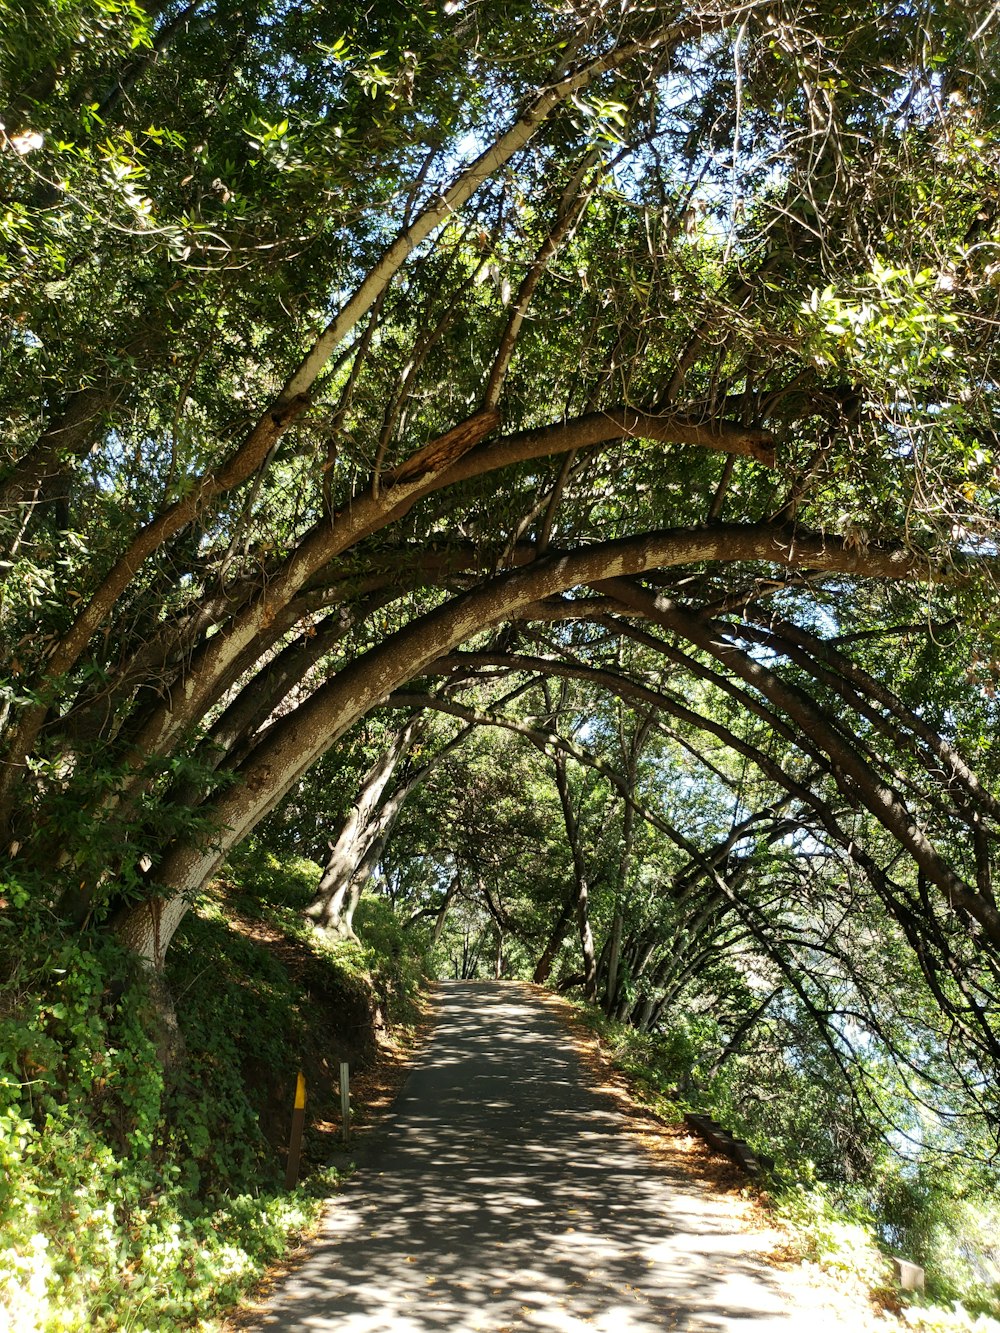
<box><xmin>246</xmin><ymin>981</ymin><xmax>852</xmax><ymax>1332</ymax></box>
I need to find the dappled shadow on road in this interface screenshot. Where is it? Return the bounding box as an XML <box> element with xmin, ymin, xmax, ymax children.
<box><xmin>248</xmin><ymin>983</ymin><xmax>801</xmax><ymax>1332</ymax></box>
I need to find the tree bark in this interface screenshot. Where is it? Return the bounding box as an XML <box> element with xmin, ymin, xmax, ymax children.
<box><xmin>432</xmin><ymin>873</ymin><xmax>460</xmax><ymax>949</ymax></box>
<box><xmin>89</xmin><ymin>408</ymin><xmax>777</xmax><ymax>791</ymax></box>
<box><xmin>603</xmin><ymin>713</ymin><xmax>650</xmax><ymax>1013</ymax></box>
<box><xmin>604</xmin><ymin>909</ymin><xmax>624</xmax><ymax>1015</ymax></box>
<box><xmin>110</xmin><ymin>523</ymin><xmax>944</xmax><ymax>966</ymax></box>
<box><xmin>553</xmin><ymin>752</ymin><xmax>598</xmax><ymax>1002</ymax></box>
<box><xmin>306</xmin><ymin>715</ymin><xmax>474</xmax><ymax>936</ymax></box>
<box><xmin>306</xmin><ymin>720</ymin><xmax>422</xmax><ymax>933</ymax></box>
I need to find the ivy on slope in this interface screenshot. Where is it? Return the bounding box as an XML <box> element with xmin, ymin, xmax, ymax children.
<box><xmin>0</xmin><ymin>850</ymin><xmax>427</xmax><ymax>1332</ymax></box>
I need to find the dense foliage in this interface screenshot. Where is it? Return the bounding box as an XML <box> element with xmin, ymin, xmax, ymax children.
<box><xmin>4</xmin><ymin>0</ymin><xmax>1000</xmax><ymax>1325</ymax></box>
<box><xmin>0</xmin><ymin>850</ymin><xmax>426</xmax><ymax>1330</ymax></box>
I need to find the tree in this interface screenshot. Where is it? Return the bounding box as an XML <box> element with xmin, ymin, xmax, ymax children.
<box><xmin>2</xmin><ymin>0</ymin><xmax>1000</xmax><ymax>1081</ymax></box>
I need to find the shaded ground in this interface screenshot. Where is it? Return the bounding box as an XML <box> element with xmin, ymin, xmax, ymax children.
<box><xmin>236</xmin><ymin>981</ymin><xmax>886</xmax><ymax>1332</ymax></box>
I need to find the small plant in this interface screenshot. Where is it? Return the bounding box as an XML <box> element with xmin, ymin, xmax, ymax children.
<box><xmin>774</xmin><ymin>1178</ymin><xmax>889</xmax><ymax>1285</ymax></box>
<box><xmin>0</xmin><ymin>840</ymin><xmax>438</xmax><ymax>1331</ymax></box>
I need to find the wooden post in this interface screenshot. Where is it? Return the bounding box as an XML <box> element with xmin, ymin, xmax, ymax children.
<box><xmin>340</xmin><ymin>1061</ymin><xmax>350</xmax><ymax>1144</ymax></box>
<box><xmin>285</xmin><ymin>1071</ymin><xmax>306</xmax><ymax>1189</ymax></box>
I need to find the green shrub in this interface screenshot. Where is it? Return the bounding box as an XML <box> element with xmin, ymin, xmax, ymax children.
<box><xmin>576</xmin><ymin>1001</ymin><xmax>1000</xmax><ymax>1323</ymax></box>
<box><xmin>223</xmin><ymin>843</ymin><xmax>321</xmax><ymax>914</ymax></box>
<box><xmin>774</xmin><ymin>1179</ymin><xmax>889</xmax><ymax>1285</ymax></box>
<box><xmin>0</xmin><ymin>844</ymin><xmax>437</xmax><ymax>1331</ymax></box>
<box><xmin>875</xmin><ymin>1167</ymin><xmax>1000</xmax><ymax>1316</ymax></box>
<box><xmin>0</xmin><ymin>879</ymin><xmax>331</xmax><ymax>1332</ymax></box>
<box><xmin>352</xmin><ymin>894</ymin><xmax>429</xmax><ymax>1028</ymax></box>
<box><xmin>901</xmin><ymin>1304</ymin><xmax>1000</xmax><ymax>1332</ymax></box>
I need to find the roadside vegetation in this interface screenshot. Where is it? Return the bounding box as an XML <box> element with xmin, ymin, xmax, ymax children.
<box><xmin>4</xmin><ymin>782</ymin><xmax>1000</xmax><ymax>1329</ymax></box>
<box><xmin>577</xmin><ymin>1008</ymin><xmax>1000</xmax><ymax>1328</ymax></box>
<box><xmin>4</xmin><ymin>0</ymin><xmax>1000</xmax><ymax>1328</ymax></box>
<box><xmin>0</xmin><ymin>850</ymin><xmax>429</xmax><ymax>1332</ymax></box>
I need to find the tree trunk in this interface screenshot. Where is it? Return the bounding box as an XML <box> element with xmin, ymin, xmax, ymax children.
<box><xmin>553</xmin><ymin>751</ymin><xmax>598</xmax><ymax>1002</ymax></box>
<box><xmin>306</xmin><ymin>720</ymin><xmax>421</xmax><ymax>932</ymax></box>
<box><xmin>110</xmin><ymin>900</ymin><xmax>185</xmax><ymax>1066</ymax></box>
<box><xmin>111</xmin><ymin>526</ymin><xmax>942</xmax><ymax>968</ymax></box>
<box><xmin>533</xmin><ymin>887</ymin><xmax>576</xmax><ymax>984</ymax></box>
<box><xmin>307</xmin><ymin>717</ymin><xmax>475</xmax><ymax>936</ymax></box>
<box><xmin>460</xmin><ymin>926</ymin><xmax>483</xmax><ymax>979</ymax></box>
<box><xmin>603</xmin><ymin>715</ymin><xmax>649</xmax><ymax>1012</ymax></box>
<box><xmin>576</xmin><ymin>874</ymin><xmax>598</xmax><ymax>1002</ymax></box>
<box><xmin>633</xmin><ymin>996</ymin><xmax>656</xmax><ymax>1032</ymax></box>
<box><xmin>339</xmin><ymin>879</ymin><xmax>365</xmax><ymax>939</ymax></box>
<box><xmin>432</xmin><ymin>873</ymin><xmax>460</xmax><ymax>949</ymax></box>
<box><xmin>604</xmin><ymin>908</ymin><xmax>624</xmax><ymax>1014</ymax></box>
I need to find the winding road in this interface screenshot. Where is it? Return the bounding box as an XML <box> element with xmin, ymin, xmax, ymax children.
<box><xmin>245</xmin><ymin>981</ymin><xmax>862</xmax><ymax>1332</ymax></box>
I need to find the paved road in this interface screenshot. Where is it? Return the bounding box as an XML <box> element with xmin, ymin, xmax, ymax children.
<box><xmin>247</xmin><ymin>981</ymin><xmax>847</xmax><ymax>1332</ymax></box>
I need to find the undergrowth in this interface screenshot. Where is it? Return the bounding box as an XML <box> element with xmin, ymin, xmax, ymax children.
<box><xmin>0</xmin><ymin>847</ymin><xmax>429</xmax><ymax>1332</ymax></box>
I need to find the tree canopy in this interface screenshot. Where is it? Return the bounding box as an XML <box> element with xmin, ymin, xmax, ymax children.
<box><xmin>3</xmin><ymin>0</ymin><xmax>1000</xmax><ymax>1176</ymax></box>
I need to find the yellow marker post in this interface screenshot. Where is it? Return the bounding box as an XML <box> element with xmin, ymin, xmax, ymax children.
<box><xmin>285</xmin><ymin>1071</ymin><xmax>306</xmax><ymax>1189</ymax></box>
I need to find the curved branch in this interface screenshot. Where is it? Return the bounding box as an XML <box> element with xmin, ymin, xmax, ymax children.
<box><xmin>120</xmin><ymin>521</ymin><xmax>929</xmax><ymax>960</ymax></box>
<box><xmin>604</xmin><ymin>578</ymin><xmax>1000</xmax><ymax>948</ymax></box>
<box><xmin>0</xmin><ymin>24</ymin><xmax>697</xmax><ymax>802</ymax></box>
